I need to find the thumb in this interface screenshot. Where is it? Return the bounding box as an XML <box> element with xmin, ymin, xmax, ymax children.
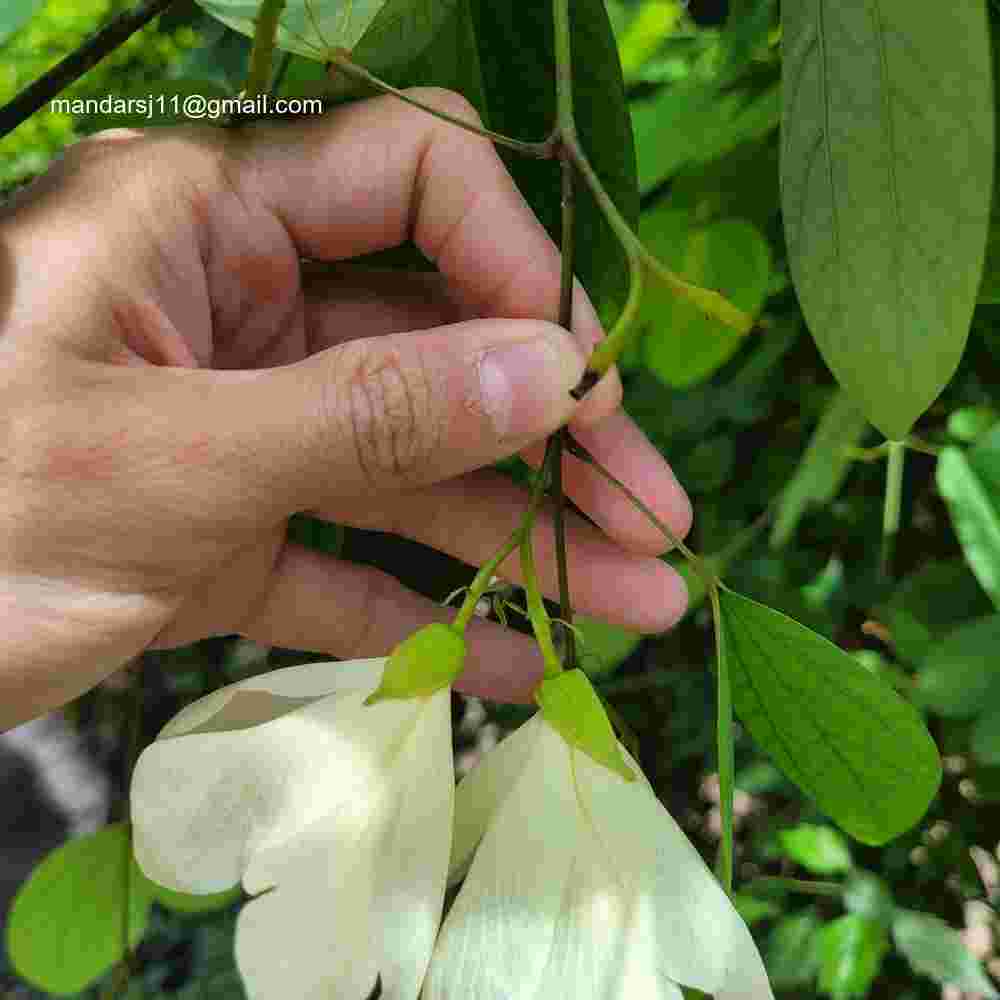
<box><xmin>203</xmin><ymin>318</ymin><xmax>585</xmax><ymax>512</ymax></box>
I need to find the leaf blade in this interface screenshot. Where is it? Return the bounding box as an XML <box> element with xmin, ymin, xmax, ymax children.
<box><xmin>718</xmin><ymin>588</ymin><xmax>941</xmax><ymax>844</ymax></box>
<box><xmin>781</xmin><ymin>0</ymin><xmax>994</xmax><ymax>440</ymax></box>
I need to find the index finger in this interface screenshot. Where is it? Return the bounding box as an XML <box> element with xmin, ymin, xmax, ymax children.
<box><xmin>226</xmin><ymin>89</ymin><xmax>621</xmax><ymax>415</ymax></box>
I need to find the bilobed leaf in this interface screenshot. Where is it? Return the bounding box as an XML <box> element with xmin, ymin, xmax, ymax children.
<box><xmin>639</xmin><ymin>204</ymin><xmax>771</xmax><ymax>387</ymax></box>
<box><xmin>781</xmin><ymin>0</ymin><xmax>993</xmax><ymax>440</ymax></box>
<box><xmin>6</xmin><ymin>824</ymin><xmax>154</xmax><ymax>995</ymax></box>
<box><xmin>817</xmin><ymin>915</ymin><xmax>890</xmax><ymax>1000</ymax></box>
<box><xmin>892</xmin><ymin>909</ymin><xmax>999</xmax><ymax>997</ymax></box>
<box><xmin>771</xmin><ymin>388</ymin><xmax>869</xmax><ymax>548</ymax></box>
<box><xmin>194</xmin><ymin>0</ymin><xmax>456</xmax><ymax>70</ymax></box>
<box><xmin>0</xmin><ymin>0</ymin><xmax>43</xmax><ymax>46</ymax></box>
<box><xmin>778</xmin><ymin>824</ymin><xmax>853</xmax><ymax>875</ymax></box>
<box><xmin>718</xmin><ymin>588</ymin><xmax>941</xmax><ymax>844</ymax></box>
<box><xmin>469</xmin><ymin>0</ymin><xmax>638</xmax><ymax>327</ymax></box>
<box><xmin>915</xmin><ymin>614</ymin><xmax>1000</xmax><ymax>717</ymax></box>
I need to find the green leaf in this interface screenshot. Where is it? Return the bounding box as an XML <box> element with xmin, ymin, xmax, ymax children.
<box><xmin>0</xmin><ymin>0</ymin><xmax>44</xmax><ymax>46</ymax></box>
<box><xmin>6</xmin><ymin>824</ymin><xmax>154</xmax><ymax>995</ymax></box>
<box><xmin>575</xmin><ymin>615</ymin><xmax>641</xmax><ymax>678</ymax></box>
<box><xmin>766</xmin><ymin>909</ymin><xmax>824</xmax><ymax>988</ymax></box>
<box><xmin>915</xmin><ymin>614</ymin><xmax>1000</xmax><ymax>717</ymax></box>
<box><xmin>733</xmin><ymin>893</ymin><xmax>782</xmax><ymax>926</ymax></box>
<box><xmin>718</xmin><ymin>588</ymin><xmax>942</xmax><ymax>844</ymax></box>
<box><xmin>971</xmin><ymin>706</ymin><xmax>1000</xmax><ymax>765</ymax></box>
<box><xmin>194</xmin><ymin>0</ymin><xmax>457</xmax><ymax>71</ymax></box>
<box><xmin>892</xmin><ymin>909</ymin><xmax>999</xmax><ymax>997</ymax></box>
<box><xmin>938</xmin><ymin>434</ymin><xmax>1000</xmax><ymax>608</ymax></box>
<box><xmin>633</xmin><ymin>80</ymin><xmax>781</xmax><ymax>195</ymax></box>
<box><xmin>817</xmin><ymin>914</ymin><xmax>890</xmax><ymax>1000</ymax></box>
<box><xmin>779</xmin><ymin>824</ymin><xmax>853</xmax><ymax>875</ymax></box>
<box><xmin>771</xmin><ymin>388</ymin><xmax>869</xmax><ymax>548</ymax></box>
<box><xmin>469</xmin><ymin>0</ymin><xmax>639</xmax><ymax>327</ymax></box>
<box><xmin>639</xmin><ymin>205</ymin><xmax>771</xmax><ymax>387</ymax></box>
<box><xmin>948</xmin><ymin>406</ymin><xmax>999</xmax><ymax>445</ymax></box>
<box><xmin>878</xmin><ymin>560</ymin><xmax>993</xmax><ymax>665</ymax></box>
<box><xmin>842</xmin><ymin>871</ymin><xmax>895</xmax><ymax>926</ymax></box>
<box><xmin>781</xmin><ymin>0</ymin><xmax>994</xmax><ymax>440</ymax></box>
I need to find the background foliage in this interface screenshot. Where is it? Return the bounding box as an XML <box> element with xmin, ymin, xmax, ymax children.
<box><xmin>2</xmin><ymin>0</ymin><xmax>1000</xmax><ymax>997</ymax></box>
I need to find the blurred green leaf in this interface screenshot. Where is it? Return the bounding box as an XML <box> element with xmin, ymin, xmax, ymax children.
<box><xmin>916</xmin><ymin>614</ymin><xmax>1000</xmax><ymax>717</ymax></box>
<box><xmin>949</xmin><ymin>406</ymin><xmax>999</xmax><ymax>444</ymax></box>
<box><xmin>782</xmin><ymin>0</ymin><xmax>993</xmax><ymax>440</ymax></box>
<box><xmin>718</xmin><ymin>588</ymin><xmax>942</xmax><ymax>844</ymax></box>
<box><xmin>971</xmin><ymin>706</ymin><xmax>1000</xmax><ymax>765</ymax></box>
<box><xmin>470</xmin><ymin>0</ymin><xmax>638</xmax><ymax>327</ymax></box>
<box><xmin>779</xmin><ymin>824</ymin><xmax>853</xmax><ymax>875</ymax></box>
<box><xmin>576</xmin><ymin>615</ymin><xmax>642</xmax><ymax>678</ymax></box>
<box><xmin>892</xmin><ymin>909</ymin><xmax>999</xmax><ymax>997</ymax></box>
<box><xmin>938</xmin><ymin>443</ymin><xmax>1000</xmax><ymax>609</ymax></box>
<box><xmin>771</xmin><ymin>388</ymin><xmax>868</xmax><ymax>548</ymax></box>
<box><xmin>6</xmin><ymin>823</ymin><xmax>154</xmax><ymax>995</ymax></box>
<box><xmin>733</xmin><ymin>893</ymin><xmax>782</xmax><ymax>925</ymax></box>
<box><xmin>0</xmin><ymin>0</ymin><xmax>44</xmax><ymax>46</ymax></box>
<box><xmin>633</xmin><ymin>79</ymin><xmax>780</xmax><ymax>194</ymax></box>
<box><xmin>842</xmin><ymin>871</ymin><xmax>895</xmax><ymax>926</ymax></box>
<box><xmin>817</xmin><ymin>915</ymin><xmax>889</xmax><ymax>1000</ymax></box>
<box><xmin>766</xmin><ymin>908</ymin><xmax>824</xmax><ymax>988</ymax></box>
<box><xmin>145</xmin><ymin>881</ymin><xmax>241</xmax><ymax>916</ymax></box>
<box><xmin>879</xmin><ymin>560</ymin><xmax>993</xmax><ymax>665</ymax></box>
<box><xmin>618</xmin><ymin>0</ymin><xmax>682</xmax><ymax>81</ymax></box>
<box><xmin>639</xmin><ymin>206</ymin><xmax>770</xmax><ymax>388</ymax></box>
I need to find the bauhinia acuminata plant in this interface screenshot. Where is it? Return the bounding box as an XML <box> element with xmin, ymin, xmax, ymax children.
<box><xmin>3</xmin><ymin>0</ymin><xmax>995</xmax><ymax>996</ymax></box>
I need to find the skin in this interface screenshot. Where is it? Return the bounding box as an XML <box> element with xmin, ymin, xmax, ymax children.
<box><xmin>0</xmin><ymin>89</ymin><xmax>692</xmax><ymax>731</ymax></box>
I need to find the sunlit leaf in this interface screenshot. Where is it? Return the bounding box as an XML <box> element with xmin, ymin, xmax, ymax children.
<box><xmin>778</xmin><ymin>824</ymin><xmax>853</xmax><ymax>875</ymax></box>
<box><xmin>817</xmin><ymin>915</ymin><xmax>889</xmax><ymax>1000</ymax></box>
<box><xmin>718</xmin><ymin>588</ymin><xmax>941</xmax><ymax>844</ymax></box>
<box><xmin>639</xmin><ymin>205</ymin><xmax>770</xmax><ymax>387</ymax></box>
<box><xmin>782</xmin><ymin>0</ymin><xmax>993</xmax><ymax>440</ymax></box>
<box><xmin>194</xmin><ymin>0</ymin><xmax>456</xmax><ymax>70</ymax></box>
<box><xmin>6</xmin><ymin>824</ymin><xmax>153</xmax><ymax>995</ymax></box>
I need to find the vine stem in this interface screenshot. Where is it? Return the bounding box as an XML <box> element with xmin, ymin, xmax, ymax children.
<box><xmin>711</xmin><ymin>583</ymin><xmax>735</xmax><ymax>895</ymax></box>
<box><xmin>881</xmin><ymin>440</ymin><xmax>906</xmax><ymax>577</ymax></box>
<box><xmin>0</xmin><ymin>0</ymin><xmax>178</xmax><ymax>141</ymax></box>
<box><xmin>326</xmin><ymin>51</ymin><xmax>556</xmax><ymax>159</ymax></box>
<box><xmin>746</xmin><ymin>877</ymin><xmax>843</xmax><ymax>898</ymax></box>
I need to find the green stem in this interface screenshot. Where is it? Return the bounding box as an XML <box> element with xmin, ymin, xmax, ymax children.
<box><xmin>710</xmin><ymin>583</ymin><xmax>735</xmax><ymax>895</ymax></box>
<box><xmin>881</xmin><ymin>440</ymin><xmax>905</xmax><ymax>577</ymax></box>
<box><xmin>522</xmin><ymin>524</ymin><xmax>564</xmax><ymax>680</ymax></box>
<box><xmin>326</xmin><ymin>51</ymin><xmax>556</xmax><ymax>159</ymax></box>
<box><xmin>561</xmin><ymin>136</ymin><xmax>753</xmax><ymax>379</ymax></box>
<box><xmin>565</xmin><ymin>436</ymin><xmax>712</xmax><ymax>582</ymax></box>
<box><xmin>244</xmin><ymin>0</ymin><xmax>286</xmax><ymax>98</ymax></box>
<box><xmin>747</xmin><ymin>877</ymin><xmax>844</xmax><ymax>898</ymax></box>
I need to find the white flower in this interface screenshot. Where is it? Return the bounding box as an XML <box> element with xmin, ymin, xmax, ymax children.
<box><xmin>130</xmin><ymin>655</ymin><xmax>455</xmax><ymax>1000</ymax></box>
<box><xmin>425</xmin><ymin>712</ymin><xmax>774</xmax><ymax>1000</ymax></box>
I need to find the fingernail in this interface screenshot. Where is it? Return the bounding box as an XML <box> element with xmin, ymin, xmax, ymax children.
<box><xmin>479</xmin><ymin>331</ymin><xmax>584</xmax><ymax>439</ymax></box>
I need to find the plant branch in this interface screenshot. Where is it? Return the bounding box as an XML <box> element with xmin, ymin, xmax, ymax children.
<box><xmin>244</xmin><ymin>0</ymin><xmax>287</xmax><ymax>98</ymax></box>
<box><xmin>746</xmin><ymin>877</ymin><xmax>844</xmax><ymax>898</ymax></box>
<box><xmin>326</xmin><ymin>51</ymin><xmax>557</xmax><ymax>159</ymax></box>
<box><xmin>0</xmin><ymin>0</ymin><xmax>178</xmax><ymax>141</ymax></box>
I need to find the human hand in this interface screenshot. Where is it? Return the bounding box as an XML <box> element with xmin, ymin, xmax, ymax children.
<box><xmin>0</xmin><ymin>89</ymin><xmax>691</xmax><ymax>730</ymax></box>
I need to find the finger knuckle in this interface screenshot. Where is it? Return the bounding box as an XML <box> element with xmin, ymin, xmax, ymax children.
<box><xmin>405</xmin><ymin>87</ymin><xmax>483</xmax><ymax>129</ymax></box>
<box><xmin>336</xmin><ymin>342</ymin><xmax>443</xmax><ymax>490</ymax></box>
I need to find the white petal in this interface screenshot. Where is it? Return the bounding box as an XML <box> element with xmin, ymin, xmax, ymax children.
<box><xmin>425</xmin><ymin>721</ymin><xmax>579</xmax><ymax>999</ymax></box>
<box><xmin>131</xmin><ymin>687</ymin><xmax>414</xmax><ymax>894</ymax></box>
<box><xmin>448</xmin><ymin>713</ymin><xmax>543</xmax><ymax>885</ymax></box>
<box><xmin>374</xmin><ymin>689</ymin><xmax>455</xmax><ymax>1000</ymax></box>
<box><xmin>157</xmin><ymin>658</ymin><xmax>387</xmax><ymax>739</ymax></box>
<box><xmin>577</xmin><ymin>744</ymin><xmax>773</xmax><ymax>999</ymax></box>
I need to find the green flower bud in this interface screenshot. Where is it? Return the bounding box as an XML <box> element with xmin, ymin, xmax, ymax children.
<box><xmin>365</xmin><ymin>623</ymin><xmax>466</xmax><ymax>705</ymax></box>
